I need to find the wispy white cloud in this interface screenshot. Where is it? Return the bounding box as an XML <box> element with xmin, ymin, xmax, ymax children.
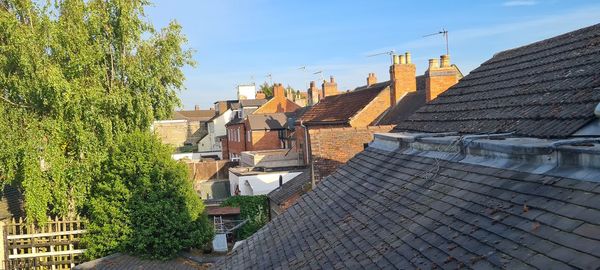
<box><xmin>366</xmin><ymin>5</ymin><xmax>600</xmax><ymax>55</ymax></box>
<box><xmin>503</xmin><ymin>1</ymin><xmax>538</xmax><ymax>7</ymax></box>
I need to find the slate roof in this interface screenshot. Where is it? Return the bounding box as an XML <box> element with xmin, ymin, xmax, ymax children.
<box><xmin>215</xmin><ymin>146</ymin><xmax>600</xmax><ymax>269</ymax></box>
<box><xmin>373</xmin><ymin>90</ymin><xmax>427</xmax><ymax>126</ymax></box>
<box><xmin>247</xmin><ymin>113</ymin><xmax>293</xmax><ymax>130</ymax></box>
<box><xmin>173</xmin><ymin>110</ymin><xmax>217</xmax><ymax>122</ymax></box>
<box><xmin>240</xmin><ymin>99</ymin><xmax>267</xmax><ymax>107</ymax></box>
<box><xmin>267</xmin><ymin>171</ymin><xmax>310</xmax><ymax>205</ymax></box>
<box><xmin>395</xmin><ymin>23</ymin><xmax>600</xmax><ymax>138</ymax></box>
<box><xmin>300</xmin><ymin>81</ymin><xmax>390</xmax><ymax>125</ymax></box>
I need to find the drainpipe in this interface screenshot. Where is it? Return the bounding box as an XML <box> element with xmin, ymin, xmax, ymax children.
<box><xmin>300</xmin><ymin>120</ymin><xmax>315</xmax><ymax>188</ymax></box>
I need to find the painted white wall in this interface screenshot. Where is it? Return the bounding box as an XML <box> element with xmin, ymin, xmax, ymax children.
<box><xmin>172</xmin><ymin>151</ymin><xmax>221</xmax><ymax>161</ymax></box>
<box><xmin>198</xmin><ymin>109</ymin><xmax>233</xmax><ymax>153</ymax></box>
<box><xmin>229</xmin><ymin>171</ymin><xmax>302</xmax><ymax>196</ymax></box>
<box><xmin>237</xmin><ymin>84</ymin><xmax>256</xmax><ymax>100</ymax></box>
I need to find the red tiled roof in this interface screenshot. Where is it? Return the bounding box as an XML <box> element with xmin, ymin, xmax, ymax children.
<box><xmin>300</xmin><ymin>81</ymin><xmax>390</xmax><ymax>125</ymax></box>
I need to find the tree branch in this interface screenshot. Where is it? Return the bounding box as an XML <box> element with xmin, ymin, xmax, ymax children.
<box><xmin>0</xmin><ymin>95</ymin><xmax>31</xmax><ymax>108</ymax></box>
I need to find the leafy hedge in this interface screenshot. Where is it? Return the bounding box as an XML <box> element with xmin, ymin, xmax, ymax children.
<box><xmin>82</xmin><ymin>132</ymin><xmax>214</xmax><ymax>260</ymax></box>
<box><xmin>221</xmin><ymin>195</ymin><xmax>269</xmax><ymax>239</ymax></box>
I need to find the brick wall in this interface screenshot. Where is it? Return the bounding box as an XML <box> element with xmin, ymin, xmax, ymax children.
<box><xmin>153</xmin><ymin>121</ymin><xmax>205</xmax><ymax>148</ymax></box>
<box><xmin>308</xmin><ymin>125</ymin><xmax>395</xmax><ymax>181</ymax></box>
<box><xmin>253</xmin><ymin>96</ymin><xmax>301</xmax><ymax>114</ymax></box>
<box><xmin>226</xmin><ymin>123</ymin><xmax>246</xmax><ymax>159</ymax></box>
<box><xmin>426</xmin><ymin>72</ymin><xmax>459</xmax><ymax>101</ymax></box>
<box><xmin>250</xmin><ymin>130</ymin><xmax>283</xmax><ymax>151</ymax></box>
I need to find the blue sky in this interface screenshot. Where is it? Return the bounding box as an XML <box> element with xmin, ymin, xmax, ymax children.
<box><xmin>145</xmin><ymin>0</ymin><xmax>600</xmax><ymax>109</ymax></box>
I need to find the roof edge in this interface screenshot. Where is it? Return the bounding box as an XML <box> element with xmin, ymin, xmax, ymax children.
<box><xmin>370</xmin><ymin>132</ymin><xmax>600</xmax><ymax>182</ymax></box>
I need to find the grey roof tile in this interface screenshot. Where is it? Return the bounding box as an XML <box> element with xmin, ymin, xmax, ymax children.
<box><xmin>395</xmin><ymin>23</ymin><xmax>600</xmax><ymax>138</ymax></box>
<box><xmin>213</xmin><ymin>146</ymin><xmax>600</xmax><ymax>269</ymax></box>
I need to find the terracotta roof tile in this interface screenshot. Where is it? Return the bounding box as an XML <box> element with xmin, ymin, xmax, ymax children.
<box><xmin>300</xmin><ymin>82</ymin><xmax>390</xmax><ymax>125</ymax></box>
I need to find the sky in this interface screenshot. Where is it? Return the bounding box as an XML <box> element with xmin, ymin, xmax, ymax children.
<box><xmin>145</xmin><ymin>0</ymin><xmax>600</xmax><ymax>110</ymax></box>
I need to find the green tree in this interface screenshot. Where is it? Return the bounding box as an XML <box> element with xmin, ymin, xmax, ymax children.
<box><xmin>83</xmin><ymin>132</ymin><xmax>213</xmax><ymax>260</ymax></box>
<box><xmin>0</xmin><ymin>0</ymin><xmax>193</xmax><ymax>221</ymax></box>
<box><xmin>258</xmin><ymin>81</ymin><xmax>273</xmax><ymax>98</ymax></box>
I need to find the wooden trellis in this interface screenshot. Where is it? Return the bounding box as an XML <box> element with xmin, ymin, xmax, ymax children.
<box><xmin>3</xmin><ymin>217</ymin><xmax>87</xmax><ymax>270</ymax></box>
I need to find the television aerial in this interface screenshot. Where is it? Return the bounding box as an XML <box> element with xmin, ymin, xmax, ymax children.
<box><xmin>423</xmin><ymin>28</ymin><xmax>449</xmax><ymax>55</ymax></box>
<box><xmin>366</xmin><ymin>50</ymin><xmax>395</xmax><ymax>64</ymax></box>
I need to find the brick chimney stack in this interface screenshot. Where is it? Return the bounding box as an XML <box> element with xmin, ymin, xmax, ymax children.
<box><xmin>425</xmin><ymin>54</ymin><xmax>460</xmax><ymax>102</ymax></box>
<box><xmin>322</xmin><ymin>76</ymin><xmax>339</xmax><ymax>97</ymax></box>
<box><xmin>367</xmin><ymin>73</ymin><xmax>377</xmax><ymax>86</ymax></box>
<box><xmin>194</xmin><ymin>105</ymin><xmax>201</xmax><ymax>111</ymax></box>
<box><xmin>273</xmin><ymin>83</ymin><xmax>285</xmax><ymax>99</ymax></box>
<box><xmin>255</xmin><ymin>90</ymin><xmax>266</xmax><ymax>99</ymax></box>
<box><xmin>308</xmin><ymin>81</ymin><xmax>321</xmax><ymax>106</ymax></box>
<box><xmin>389</xmin><ymin>52</ymin><xmax>417</xmax><ymax>105</ymax></box>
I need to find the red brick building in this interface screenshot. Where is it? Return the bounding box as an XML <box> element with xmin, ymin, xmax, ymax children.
<box><xmin>297</xmin><ymin>52</ymin><xmax>462</xmax><ymax>182</ymax></box>
<box><xmin>225</xmin><ymin>83</ymin><xmax>304</xmax><ymax>161</ymax></box>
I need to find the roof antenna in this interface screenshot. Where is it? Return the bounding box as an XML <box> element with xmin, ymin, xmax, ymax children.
<box><xmin>313</xmin><ymin>70</ymin><xmax>324</xmax><ymax>82</ymax></box>
<box><xmin>265</xmin><ymin>73</ymin><xmax>272</xmax><ymax>85</ymax></box>
<box><xmin>367</xmin><ymin>50</ymin><xmax>395</xmax><ymax>64</ymax></box>
<box><xmin>423</xmin><ymin>28</ymin><xmax>449</xmax><ymax>55</ymax></box>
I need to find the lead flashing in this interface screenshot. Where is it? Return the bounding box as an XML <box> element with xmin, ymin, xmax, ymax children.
<box><xmin>370</xmin><ymin>132</ymin><xmax>600</xmax><ymax>182</ymax></box>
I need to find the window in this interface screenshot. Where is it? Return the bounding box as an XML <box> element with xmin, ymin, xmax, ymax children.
<box><xmin>236</xmin><ymin>128</ymin><xmax>241</xmax><ymax>142</ymax></box>
<box><xmin>247</xmin><ymin>130</ymin><xmax>251</xmax><ymax>142</ymax></box>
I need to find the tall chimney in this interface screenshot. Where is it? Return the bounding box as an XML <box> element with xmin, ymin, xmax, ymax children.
<box><xmin>367</xmin><ymin>73</ymin><xmax>377</xmax><ymax>87</ymax></box>
<box><xmin>322</xmin><ymin>76</ymin><xmax>338</xmax><ymax>97</ymax></box>
<box><xmin>389</xmin><ymin>51</ymin><xmax>417</xmax><ymax>105</ymax></box>
<box><xmin>425</xmin><ymin>55</ymin><xmax>460</xmax><ymax>102</ymax></box>
<box><xmin>308</xmin><ymin>81</ymin><xmax>321</xmax><ymax>105</ymax></box>
<box><xmin>273</xmin><ymin>83</ymin><xmax>285</xmax><ymax>98</ymax></box>
<box><xmin>194</xmin><ymin>105</ymin><xmax>201</xmax><ymax>111</ymax></box>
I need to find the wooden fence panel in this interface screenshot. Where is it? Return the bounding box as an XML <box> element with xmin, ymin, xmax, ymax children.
<box><xmin>3</xmin><ymin>217</ymin><xmax>86</xmax><ymax>270</ymax></box>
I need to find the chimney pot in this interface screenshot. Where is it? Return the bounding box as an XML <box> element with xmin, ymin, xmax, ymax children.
<box><xmin>367</xmin><ymin>73</ymin><xmax>377</xmax><ymax>86</ymax></box>
<box><xmin>428</xmin><ymin>59</ymin><xmax>440</xmax><ymax>69</ymax></box>
<box><xmin>440</xmin><ymin>54</ymin><xmax>450</xmax><ymax>68</ymax></box>
<box><xmin>399</xmin><ymin>55</ymin><xmax>406</xmax><ymax>64</ymax></box>
<box><xmin>393</xmin><ymin>55</ymin><xmax>400</xmax><ymax>65</ymax></box>
<box><xmin>194</xmin><ymin>105</ymin><xmax>200</xmax><ymax>111</ymax></box>
<box><xmin>310</xmin><ymin>81</ymin><xmax>316</xmax><ymax>87</ymax></box>
<box><xmin>330</xmin><ymin>76</ymin><xmax>335</xmax><ymax>83</ymax></box>
<box><xmin>405</xmin><ymin>52</ymin><xmax>412</xmax><ymax>64</ymax></box>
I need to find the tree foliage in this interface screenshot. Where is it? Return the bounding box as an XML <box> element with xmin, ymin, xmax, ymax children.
<box><xmin>0</xmin><ymin>0</ymin><xmax>193</xmax><ymax>222</ymax></box>
<box><xmin>258</xmin><ymin>82</ymin><xmax>273</xmax><ymax>98</ymax></box>
<box><xmin>221</xmin><ymin>195</ymin><xmax>269</xmax><ymax>239</ymax></box>
<box><xmin>82</xmin><ymin>132</ymin><xmax>213</xmax><ymax>260</ymax></box>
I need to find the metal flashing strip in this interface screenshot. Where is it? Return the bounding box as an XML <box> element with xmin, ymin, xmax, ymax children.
<box><xmin>370</xmin><ymin>132</ymin><xmax>600</xmax><ymax>182</ymax></box>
